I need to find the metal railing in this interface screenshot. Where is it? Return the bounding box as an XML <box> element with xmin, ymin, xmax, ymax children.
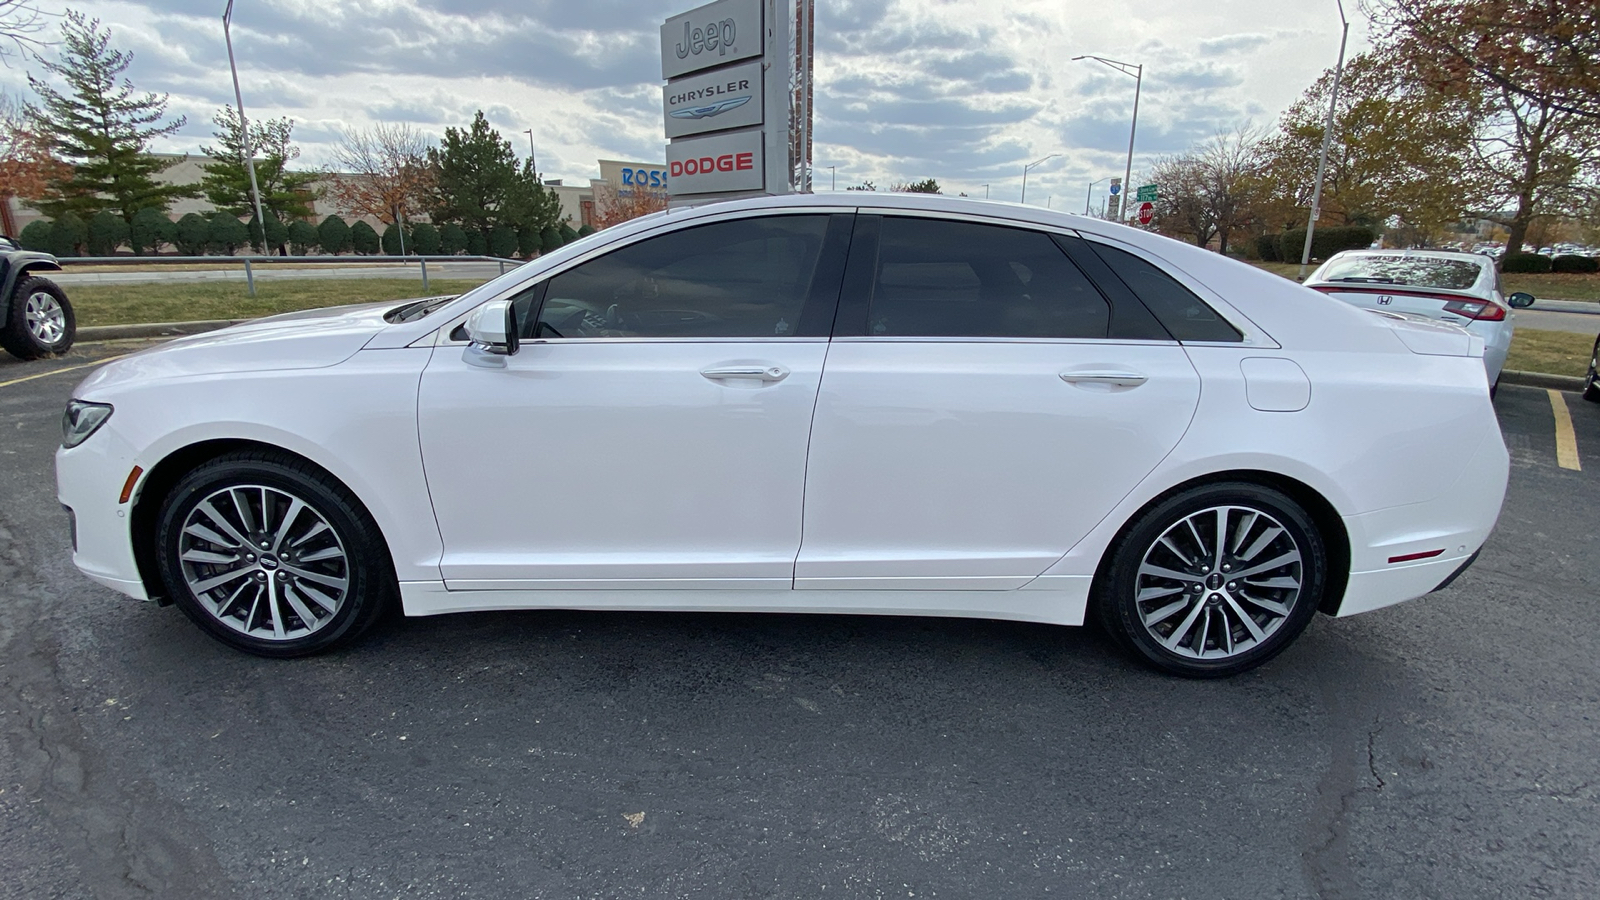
<box><xmin>53</xmin><ymin>254</ymin><xmax>527</xmax><ymax>296</ymax></box>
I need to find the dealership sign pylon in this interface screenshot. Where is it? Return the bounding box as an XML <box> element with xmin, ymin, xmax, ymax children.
<box><xmin>661</xmin><ymin>0</ymin><xmax>793</xmax><ymax>201</ymax></box>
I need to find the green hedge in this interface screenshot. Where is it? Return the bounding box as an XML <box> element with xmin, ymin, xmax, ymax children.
<box><xmin>1278</xmin><ymin>226</ymin><xmax>1376</xmax><ymax>264</ymax></box>
<box><xmin>1550</xmin><ymin>254</ymin><xmax>1599</xmax><ymax>274</ymax></box>
<box><xmin>1502</xmin><ymin>252</ymin><xmax>1552</xmax><ymax>273</ymax></box>
<box><xmin>1254</xmin><ymin>234</ymin><xmax>1282</xmax><ymax>262</ymax></box>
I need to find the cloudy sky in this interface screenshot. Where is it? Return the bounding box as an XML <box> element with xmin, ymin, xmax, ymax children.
<box><xmin>3</xmin><ymin>0</ymin><xmax>1369</xmax><ymax>208</ymax></box>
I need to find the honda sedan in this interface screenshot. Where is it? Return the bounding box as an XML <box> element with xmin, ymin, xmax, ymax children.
<box><xmin>56</xmin><ymin>194</ymin><xmax>1508</xmax><ymax>677</ymax></box>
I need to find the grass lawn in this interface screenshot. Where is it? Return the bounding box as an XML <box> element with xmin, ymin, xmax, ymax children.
<box><xmin>1506</xmin><ymin>328</ymin><xmax>1595</xmax><ymax>378</ymax></box>
<box><xmin>65</xmin><ymin>278</ymin><xmax>486</xmax><ymax>327</ymax></box>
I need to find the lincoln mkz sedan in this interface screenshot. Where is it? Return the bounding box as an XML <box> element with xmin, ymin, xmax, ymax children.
<box><xmin>56</xmin><ymin>194</ymin><xmax>1509</xmax><ymax>677</ymax></box>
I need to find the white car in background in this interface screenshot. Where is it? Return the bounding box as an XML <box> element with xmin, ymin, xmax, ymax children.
<box><xmin>1304</xmin><ymin>249</ymin><xmax>1532</xmax><ymax>391</ymax></box>
<box><xmin>56</xmin><ymin>194</ymin><xmax>1509</xmax><ymax>678</ymax></box>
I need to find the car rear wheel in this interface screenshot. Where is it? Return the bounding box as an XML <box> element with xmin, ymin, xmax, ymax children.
<box><xmin>1096</xmin><ymin>482</ymin><xmax>1327</xmax><ymax>678</ymax></box>
<box><xmin>1583</xmin><ymin>336</ymin><xmax>1600</xmax><ymax>403</ymax></box>
<box><xmin>155</xmin><ymin>450</ymin><xmax>394</xmax><ymax>657</ymax></box>
<box><xmin>1</xmin><ymin>276</ymin><xmax>75</xmax><ymax>360</ymax></box>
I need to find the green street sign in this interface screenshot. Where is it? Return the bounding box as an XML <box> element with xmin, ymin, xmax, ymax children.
<box><xmin>1136</xmin><ymin>184</ymin><xmax>1158</xmax><ymax>202</ymax></box>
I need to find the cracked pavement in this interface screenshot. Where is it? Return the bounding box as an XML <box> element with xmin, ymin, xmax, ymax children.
<box><xmin>1</xmin><ymin>346</ymin><xmax>1597</xmax><ymax>898</ymax></box>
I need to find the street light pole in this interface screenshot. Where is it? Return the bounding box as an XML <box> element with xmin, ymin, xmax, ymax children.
<box><xmin>1299</xmin><ymin>0</ymin><xmax>1350</xmax><ymax>280</ymax></box>
<box><xmin>981</xmin><ymin>184</ymin><xmax>990</xmax><ymax>199</ymax></box>
<box><xmin>1086</xmin><ymin>177</ymin><xmax>1109</xmax><ymax>215</ymax></box>
<box><xmin>222</xmin><ymin>0</ymin><xmax>267</xmax><ymax>254</ymax></box>
<box><xmin>829</xmin><ymin>165</ymin><xmax>836</xmax><ymax>191</ymax></box>
<box><xmin>1073</xmin><ymin>55</ymin><xmax>1142</xmax><ymax>221</ymax></box>
<box><xmin>1021</xmin><ymin>154</ymin><xmax>1059</xmax><ymax>204</ymax></box>
<box><xmin>523</xmin><ymin>129</ymin><xmax>539</xmax><ymax>183</ymax></box>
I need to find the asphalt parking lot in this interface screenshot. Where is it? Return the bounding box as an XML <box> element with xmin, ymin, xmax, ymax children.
<box><xmin>1</xmin><ymin>345</ymin><xmax>1597</xmax><ymax>899</ymax></box>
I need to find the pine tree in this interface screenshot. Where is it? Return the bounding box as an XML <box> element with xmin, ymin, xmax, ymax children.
<box><xmin>427</xmin><ymin>110</ymin><xmax>561</xmax><ymax>246</ymax></box>
<box><xmin>24</xmin><ymin>12</ymin><xmax>193</xmax><ymax>249</ymax></box>
<box><xmin>199</xmin><ymin>105</ymin><xmax>317</xmax><ymax>221</ymax></box>
<box><xmin>349</xmin><ymin>220</ymin><xmax>380</xmax><ymax>255</ymax></box>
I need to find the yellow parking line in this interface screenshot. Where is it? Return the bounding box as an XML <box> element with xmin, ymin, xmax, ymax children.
<box><xmin>0</xmin><ymin>354</ymin><xmax>128</xmax><ymax>390</ymax></box>
<box><xmin>1548</xmin><ymin>389</ymin><xmax>1582</xmax><ymax>471</ymax></box>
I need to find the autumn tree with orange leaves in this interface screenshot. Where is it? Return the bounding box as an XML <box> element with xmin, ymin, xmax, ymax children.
<box><xmin>592</xmin><ymin>182</ymin><xmax>667</xmax><ymax>229</ymax></box>
<box><xmin>323</xmin><ymin>123</ymin><xmax>434</xmax><ymax>231</ymax></box>
<box><xmin>0</xmin><ymin>92</ymin><xmax>66</xmax><ymax>236</ymax></box>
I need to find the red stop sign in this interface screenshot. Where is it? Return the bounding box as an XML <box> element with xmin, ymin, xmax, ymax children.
<box><xmin>1137</xmin><ymin>201</ymin><xmax>1155</xmax><ymax>225</ymax></box>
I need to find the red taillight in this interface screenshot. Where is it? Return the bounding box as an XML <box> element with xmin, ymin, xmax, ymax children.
<box><xmin>1441</xmin><ymin>299</ymin><xmax>1506</xmax><ymax>321</ymax></box>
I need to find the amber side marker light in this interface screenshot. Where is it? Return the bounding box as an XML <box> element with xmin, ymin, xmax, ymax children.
<box><xmin>119</xmin><ymin>466</ymin><xmax>143</xmax><ymax>504</ymax></box>
<box><xmin>1388</xmin><ymin>548</ymin><xmax>1445</xmax><ymax>564</ymax></box>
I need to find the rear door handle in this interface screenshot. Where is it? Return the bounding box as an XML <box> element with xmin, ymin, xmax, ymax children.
<box><xmin>1060</xmin><ymin>370</ymin><xmax>1148</xmax><ymax>387</ymax></box>
<box><xmin>701</xmin><ymin>365</ymin><xmax>790</xmax><ymax>383</ymax></box>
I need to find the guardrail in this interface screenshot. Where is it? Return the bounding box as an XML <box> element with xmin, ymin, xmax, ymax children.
<box><xmin>53</xmin><ymin>254</ymin><xmax>527</xmax><ymax>296</ymax></box>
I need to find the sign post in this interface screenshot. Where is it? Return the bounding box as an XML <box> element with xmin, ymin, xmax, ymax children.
<box><xmin>660</xmin><ymin>0</ymin><xmax>792</xmax><ymax>202</ymax></box>
<box><xmin>1107</xmin><ymin>178</ymin><xmax>1122</xmax><ymax>221</ymax></box>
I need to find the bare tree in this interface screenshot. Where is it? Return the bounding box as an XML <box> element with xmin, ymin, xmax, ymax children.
<box><xmin>323</xmin><ymin>123</ymin><xmax>434</xmax><ymax>227</ymax></box>
<box><xmin>1149</xmin><ymin>127</ymin><xmax>1265</xmax><ymax>254</ymax></box>
<box><xmin>0</xmin><ymin>0</ymin><xmax>48</xmax><ymax>64</ymax></box>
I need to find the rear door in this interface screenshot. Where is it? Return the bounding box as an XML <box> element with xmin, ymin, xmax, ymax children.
<box><xmin>795</xmin><ymin>214</ymin><xmax>1202</xmax><ymax>591</ymax></box>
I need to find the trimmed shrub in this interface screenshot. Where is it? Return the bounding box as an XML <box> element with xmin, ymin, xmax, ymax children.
<box><xmin>1502</xmin><ymin>252</ymin><xmax>1552</xmax><ymax>274</ymax></box>
<box><xmin>87</xmin><ymin>211</ymin><xmax>127</xmax><ymax>256</ymax></box>
<box><xmin>286</xmin><ymin>220</ymin><xmax>318</xmax><ymax>255</ymax></box>
<box><xmin>18</xmin><ymin>219</ymin><xmax>53</xmax><ymax>252</ymax></box>
<box><xmin>1278</xmin><ymin>225</ymin><xmax>1375</xmax><ymax>263</ymax></box>
<box><xmin>439</xmin><ymin>223</ymin><xmax>467</xmax><ymax>255</ymax></box>
<box><xmin>540</xmin><ymin>226</ymin><xmax>562</xmax><ymax>254</ymax></box>
<box><xmin>465</xmin><ymin>228</ymin><xmax>487</xmax><ymax>256</ymax></box>
<box><xmin>410</xmin><ymin>222</ymin><xmax>441</xmax><ymax>256</ymax></box>
<box><xmin>174</xmin><ymin>212</ymin><xmax>211</xmax><ymax>255</ymax></box>
<box><xmin>248</xmin><ymin>211</ymin><xmax>288</xmax><ymax>254</ymax></box>
<box><xmin>489</xmin><ymin>224</ymin><xmax>518</xmax><ymax>259</ymax></box>
<box><xmin>208</xmin><ymin>212</ymin><xmax>248</xmax><ymax>255</ymax></box>
<box><xmin>1550</xmin><ymin>254</ymin><xmax>1599</xmax><ymax>274</ymax></box>
<box><xmin>317</xmin><ymin>215</ymin><xmax>352</xmax><ymax>255</ymax></box>
<box><xmin>49</xmin><ymin>214</ymin><xmax>87</xmax><ymax>257</ymax></box>
<box><xmin>558</xmin><ymin>222</ymin><xmax>579</xmax><ymax>245</ymax></box>
<box><xmin>381</xmin><ymin>222</ymin><xmax>409</xmax><ymax>255</ymax></box>
<box><xmin>130</xmin><ymin>207</ymin><xmax>174</xmax><ymax>255</ymax></box>
<box><xmin>577</xmin><ymin>223</ymin><xmax>596</xmax><ymax>238</ymax></box>
<box><xmin>350</xmin><ymin>221</ymin><xmax>380</xmax><ymax>255</ymax></box>
<box><xmin>1253</xmin><ymin>233</ymin><xmax>1282</xmax><ymax>262</ymax></box>
<box><xmin>517</xmin><ymin>224</ymin><xmax>541</xmax><ymax>257</ymax></box>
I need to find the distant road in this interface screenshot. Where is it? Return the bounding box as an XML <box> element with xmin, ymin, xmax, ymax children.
<box><xmin>51</xmin><ymin>260</ymin><xmax>515</xmax><ymax>286</ymax></box>
<box><xmin>1517</xmin><ymin>309</ymin><xmax>1599</xmax><ymax>335</ymax></box>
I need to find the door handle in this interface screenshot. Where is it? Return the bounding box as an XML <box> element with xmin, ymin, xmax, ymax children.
<box><xmin>701</xmin><ymin>365</ymin><xmax>790</xmax><ymax>383</ymax></box>
<box><xmin>1060</xmin><ymin>370</ymin><xmax>1148</xmax><ymax>387</ymax></box>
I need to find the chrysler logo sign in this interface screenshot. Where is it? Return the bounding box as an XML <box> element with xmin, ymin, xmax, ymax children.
<box><xmin>669</xmin><ymin>96</ymin><xmax>751</xmax><ymax>120</ymax></box>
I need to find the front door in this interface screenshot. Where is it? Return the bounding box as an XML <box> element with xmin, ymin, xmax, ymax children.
<box><xmin>418</xmin><ymin>213</ymin><xmax>852</xmax><ymax>590</ymax></box>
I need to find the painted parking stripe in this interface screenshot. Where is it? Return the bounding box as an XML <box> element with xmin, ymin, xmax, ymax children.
<box><xmin>1548</xmin><ymin>389</ymin><xmax>1582</xmax><ymax>471</ymax></box>
<box><xmin>0</xmin><ymin>354</ymin><xmax>128</xmax><ymax>390</ymax></box>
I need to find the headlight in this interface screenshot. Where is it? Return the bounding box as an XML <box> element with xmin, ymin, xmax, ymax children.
<box><xmin>61</xmin><ymin>400</ymin><xmax>113</xmax><ymax>448</ymax></box>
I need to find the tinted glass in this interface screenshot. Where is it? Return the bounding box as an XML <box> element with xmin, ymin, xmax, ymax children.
<box><xmin>535</xmin><ymin>216</ymin><xmax>829</xmax><ymax>338</ymax></box>
<box><xmin>867</xmin><ymin>218</ymin><xmax>1110</xmax><ymax>338</ymax></box>
<box><xmin>1318</xmin><ymin>255</ymin><xmax>1483</xmax><ymax>291</ymax></box>
<box><xmin>1088</xmin><ymin>243</ymin><xmax>1242</xmax><ymax>343</ymax></box>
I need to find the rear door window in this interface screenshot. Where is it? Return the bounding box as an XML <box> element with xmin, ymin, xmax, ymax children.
<box><xmin>1085</xmin><ymin>242</ymin><xmax>1242</xmax><ymax>343</ymax></box>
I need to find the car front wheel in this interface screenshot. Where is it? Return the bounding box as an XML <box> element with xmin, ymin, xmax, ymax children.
<box><xmin>1096</xmin><ymin>482</ymin><xmax>1327</xmax><ymax>678</ymax></box>
<box><xmin>1584</xmin><ymin>336</ymin><xmax>1600</xmax><ymax>403</ymax></box>
<box><xmin>1</xmin><ymin>276</ymin><xmax>75</xmax><ymax>360</ymax></box>
<box><xmin>155</xmin><ymin>450</ymin><xmax>394</xmax><ymax>657</ymax></box>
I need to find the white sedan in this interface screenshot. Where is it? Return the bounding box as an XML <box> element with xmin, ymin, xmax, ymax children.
<box><xmin>56</xmin><ymin>194</ymin><xmax>1508</xmax><ymax>678</ymax></box>
<box><xmin>1304</xmin><ymin>248</ymin><xmax>1533</xmax><ymax>390</ymax></box>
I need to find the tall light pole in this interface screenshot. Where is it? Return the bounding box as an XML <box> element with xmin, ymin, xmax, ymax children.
<box><xmin>828</xmin><ymin>165</ymin><xmax>836</xmax><ymax>191</ymax></box>
<box><xmin>981</xmin><ymin>184</ymin><xmax>990</xmax><ymax>199</ymax></box>
<box><xmin>523</xmin><ymin>129</ymin><xmax>539</xmax><ymax>183</ymax></box>
<box><xmin>1073</xmin><ymin>55</ymin><xmax>1142</xmax><ymax>221</ymax></box>
<box><xmin>1299</xmin><ymin>0</ymin><xmax>1350</xmax><ymax>280</ymax></box>
<box><xmin>1021</xmin><ymin>154</ymin><xmax>1059</xmax><ymax>204</ymax></box>
<box><xmin>222</xmin><ymin>1</ymin><xmax>267</xmax><ymax>253</ymax></box>
<box><xmin>1085</xmin><ymin>177</ymin><xmax>1109</xmax><ymax>215</ymax></box>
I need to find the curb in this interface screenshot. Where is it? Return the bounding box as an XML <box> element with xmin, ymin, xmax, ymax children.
<box><xmin>1500</xmin><ymin>369</ymin><xmax>1587</xmax><ymax>392</ymax></box>
<box><xmin>77</xmin><ymin>319</ymin><xmax>251</xmax><ymax>342</ymax></box>
<box><xmin>1528</xmin><ymin>298</ymin><xmax>1600</xmax><ymax>316</ymax></box>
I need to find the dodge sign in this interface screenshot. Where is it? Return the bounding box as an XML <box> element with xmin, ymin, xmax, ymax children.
<box><xmin>665</xmin><ymin>130</ymin><xmax>764</xmax><ymax>194</ymax></box>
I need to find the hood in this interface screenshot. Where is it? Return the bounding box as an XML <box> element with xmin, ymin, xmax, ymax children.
<box><xmin>74</xmin><ymin>301</ymin><xmax>397</xmax><ymax>395</ymax></box>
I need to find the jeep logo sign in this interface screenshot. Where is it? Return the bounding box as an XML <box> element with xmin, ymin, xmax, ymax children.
<box><xmin>660</xmin><ymin>0</ymin><xmax>762</xmax><ymax>80</ymax></box>
<box><xmin>665</xmin><ymin>130</ymin><xmax>764</xmax><ymax>194</ymax></box>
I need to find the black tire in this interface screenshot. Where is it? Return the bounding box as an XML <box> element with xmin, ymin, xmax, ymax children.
<box><xmin>155</xmin><ymin>449</ymin><xmax>395</xmax><ymax>657</ymax></box>
<box><xmin>1584</xmin><ymin>336</ymin><xmax>1600</xmax><ymax>403</ymax></box>
<box><xmin>1</xmin><ymin>276</ymin><xmax>75</xmax><ymax>360</ymax></box>
<box><xmin>1095</xmin><ymin>482</ymin><xmax>1328</xmax><ymax>678</ymax></box>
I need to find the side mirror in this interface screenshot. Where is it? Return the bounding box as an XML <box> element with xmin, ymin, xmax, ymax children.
<box><xmin>462</xmin><ymin>299</ymin><xmax>518</xmax><ymax>368</ymax></box>
<box><xmin>1507</xmin><ymin>292</ymin><xmax>1535</xmax><ymax>309</ymax></box>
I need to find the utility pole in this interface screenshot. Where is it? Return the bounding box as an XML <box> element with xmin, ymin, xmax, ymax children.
<box><xmin>222</xmin><ymin>1</ymin><xmax>267</xmax><ymax>255</ymax></box>
<box><xmin>1299</xmin><ymin>0</ymin><xmax>1350</xmax><ymax>280</ymax></box>
<box><xmin>1021</xmin><ymin>155</ymin><xmax>1058</xmax><ymax>204</ymax></box>
<box><xmin>982</xmin><ymin>184</ymin><xmax>990</xmax><ymax>199</ymax></box>
<box><xmin>1086</xmin><ymin>177</ymin><xmax>1109</xmax><ymax>215</ymax></box>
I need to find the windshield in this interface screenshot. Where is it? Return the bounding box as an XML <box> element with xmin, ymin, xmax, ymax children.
<box><xmin>1318</xmin><ymin>255</ymin><xmax>1483</xmax><ymax>291</ymax></box>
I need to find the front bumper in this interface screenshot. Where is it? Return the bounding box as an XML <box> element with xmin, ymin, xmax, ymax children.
<box><xmin>56</xmin><ymin>427</ymin><xmax>149</xmax><ymax>601</ymax></box>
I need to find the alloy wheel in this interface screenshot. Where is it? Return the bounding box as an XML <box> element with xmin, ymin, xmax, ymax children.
<box><xmin>25</xmin><ymin>291</ymin><xmax>66</xmax><ymax>345</ymax></box>
<box><xmin>1134</xmin><ymin>505</ymin><xmax>1304</xmax><ymax>660</ymax></box>
<box><xmin>177</xmin><ymin>484</ymin><xmax>350</xmax><ymax>640</ymax></box>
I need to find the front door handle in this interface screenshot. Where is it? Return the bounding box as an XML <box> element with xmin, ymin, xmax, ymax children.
<box><xmin>701</xmin><ymin>364</ymin><xmax>790</xmax><ymax>383</ymax></box>
<box><xmin>1060</xmin><ymin>370</ymin><xmax>1148</xmax><ymax>387</ymax></box>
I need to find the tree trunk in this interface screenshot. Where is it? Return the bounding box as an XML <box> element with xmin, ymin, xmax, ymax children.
<box><xmin>1503</xmin><ymin>191</ymin><xmax>1536</xmax><ymax>256</ymax></box>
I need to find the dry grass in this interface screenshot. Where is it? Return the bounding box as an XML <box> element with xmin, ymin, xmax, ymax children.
<box><xmin>65</xmin><ymin>278</ymin><xmax>486</xmax><ymax>327</ymax></box>
<box><xmin>1506</xmin><ymin>329</ymin><xmax>1595</xmax><ymax>378</ymax></box>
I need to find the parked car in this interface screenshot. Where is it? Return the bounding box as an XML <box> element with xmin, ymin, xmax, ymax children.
<box><xmin>1585</xmin><ymin>333</ymin><xmax>1600</xmax><ymax>403</ymax></box>
<box><xmin>0</xmin><ymin>235</ymin><xmax>75</xmax><ymax>360</ymax></box>
<box><xmin>55</xmin><ymin>194</ymin><xmax>1509</xmax><ymax>678</ymax></box>
<box><xmin>1303</xmin><ymin>249</ymin><xmax>1530</xmax><ymax>392</ymax></box>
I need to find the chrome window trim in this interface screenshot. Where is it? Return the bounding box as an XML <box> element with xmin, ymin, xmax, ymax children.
<box><xmin>830</xmin><ymin>335</ymin><xmax>1181</xmax><ymax>347</ymax></box>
